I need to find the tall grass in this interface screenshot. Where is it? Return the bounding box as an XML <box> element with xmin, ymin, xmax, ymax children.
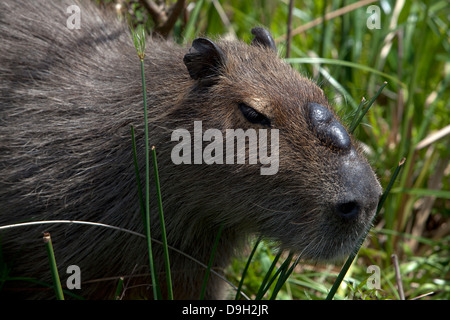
<box><xmin>130</xmin><ymin>25</ymin><xmax>160</xmax><ymax>300</ymax></box>
<box><xmin>43</xmin><ymin>233</ymin><xmax>64</xmax><ymax>300</ymax></box>
<box><xmin>130</xmin><ymin>25</ymin><xmax>173</xmax><ymax>300</ymax></box>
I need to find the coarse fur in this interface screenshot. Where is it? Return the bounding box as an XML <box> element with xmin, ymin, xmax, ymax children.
<box><xmin>0</xmin><ymin>0</ymin><xmax>382</xmax><ymax>299</ymax></box>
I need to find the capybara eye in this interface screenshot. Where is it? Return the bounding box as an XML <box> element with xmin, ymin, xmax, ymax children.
<box><xmin>239</xmin><ymin>103</ymin><xmax>271</xmax><ymax>127</ymax></box>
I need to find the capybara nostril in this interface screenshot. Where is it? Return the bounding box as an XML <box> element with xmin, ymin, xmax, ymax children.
<box><xmin>335</xmin><ymin>201</ymin><xmax>360</xmax><ymax>219</ymax></box>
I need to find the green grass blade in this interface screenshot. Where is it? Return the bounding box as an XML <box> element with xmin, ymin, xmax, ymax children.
<box><xmin>114</xmin><ymin>277</ymin><xmax>124</xmax><ymax>300</ymax></box>
<box><xmin>234</xmin><ymin>237</ymin><xmax>262</xmax><ymax>300</ymax></box>
<box><xmin>43</xmin><ymin>233</ymin><xmax>64</xmax><ymax>300</ymax></box>
<box><xmin>151</xmin><ymin>146</ymin><xmax>173</xmax><ymax>300</ymax></box>
<box><xmin>349</xmin><ymin>81</ymin><xmax>388</xmax><ymax>133</ymax></box>
<box><xmin>255</xmin><ymin>250</ymin><xmax>282</xmax><ymax>300</ymax></box>
<box><xmin>130</xmin><ymin>125</ymin><xmax>145</xmax><ymax>223</ymax></box>
<box><xmin>348</xmin><ymin>97</ymin><xmax>367</xmax><ymax>134</ymax></box>
<box><xmin>183</xmin><ymin>0</ymin><xmax>205</xmax><ymax>43</ymax></box>
<box><xmin>258</xmin><ymin>252</ymin><xmax>292</xmax><ymax>300</ymax></box>
<box><xmin>270</xmin><ymin>251</ymin><xmax>298</xmax><ymax>300</ymax></box>
<box><xmin>389</xmin><ymin>188</ymin><xmax>450</xmax><ymax>199</ymax></box>
<box><xmin>130</xmin><ymin>25</ymin><xmax>160</xmax><ymax>300</ymax></box>
<box><xmin>141</xmin><ymin>49</ymin><xmax>160</xmax><ymax>301</ymax></box>
<box><xmin>200</xmin><ymin>223</ymin><xmax>224</xmax><ymax>300</ymax></box>
<box><xmin>286</xmin><ymin>58</ymin><xmax>405</xmax><ymax>88</ymax></box>
<box><xmin>325</xmin><ymin>249</ymin><xmax>356</xmax><ymax>301</ymax></box>
<box><xmin>377</xmin><ymin>158</ymin><xmax>406</xmax><ymax>214</ymax></box>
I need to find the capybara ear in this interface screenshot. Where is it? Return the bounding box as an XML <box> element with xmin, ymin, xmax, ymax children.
<box><xmin>183</xmin><ymin>38</ymin><xmax>226</xmax><ymax>83</ymax></box>
<box><xmin>251</xmin><ymin>27</ymin><xmax>277</xmax><ymax>52</ymax></box>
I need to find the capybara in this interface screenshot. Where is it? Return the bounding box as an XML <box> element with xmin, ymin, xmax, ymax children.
<box><xmin>0</xmin><ymin>0</ymin><xmax>382</xmax><ymax>299</ymax></box>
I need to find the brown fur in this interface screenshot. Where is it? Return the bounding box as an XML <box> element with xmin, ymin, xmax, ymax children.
<box><xmin>0</xmin><ymin>0</ymin><xmax>381</xmax><ymax>299</ymax></box>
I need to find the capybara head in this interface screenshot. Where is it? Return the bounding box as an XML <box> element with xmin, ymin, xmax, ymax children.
<box><xmin>173</xmin><ymin>27</ymin><xmax>383</xmax><ymax>261</ymax></box>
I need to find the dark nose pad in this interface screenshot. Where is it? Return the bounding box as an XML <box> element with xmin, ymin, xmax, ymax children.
<box><xmin>335</xmin><ymin>201</ymin><xmax>360</xmax><ymax>219</ymax></box>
